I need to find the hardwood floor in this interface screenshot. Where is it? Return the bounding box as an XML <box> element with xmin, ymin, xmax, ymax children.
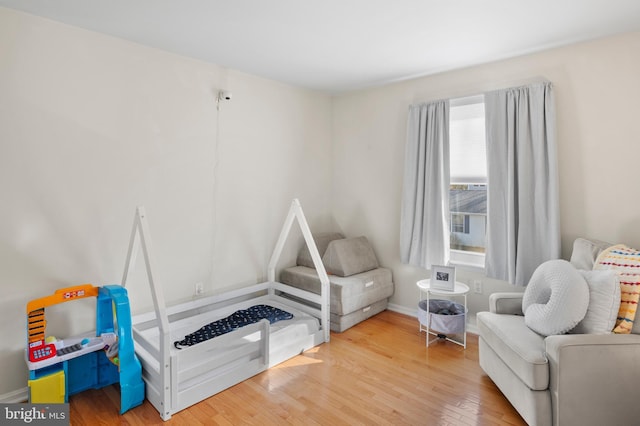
<box><xmin>69</xmin><ymin>310</ymin><xmax>525</xmax><ymax>425</ymax></box>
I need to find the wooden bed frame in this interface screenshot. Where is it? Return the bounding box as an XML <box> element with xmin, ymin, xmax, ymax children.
<box><xmin>121</xmin><ymin>199</ymin><xmax>330</xmax><ymax>420</ymax></box>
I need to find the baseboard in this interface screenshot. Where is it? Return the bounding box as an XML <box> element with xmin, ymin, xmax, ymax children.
<box><xmin>387</xmin><ymin>302</ymin><xmax>416</xmax><ymax>318</ymax></box>
<box><xmin>0</xmin><ymin>387</ymin><xmax>28</xmax><ymax>403</ymax></box>
<box><xmin>386</xmin><ymin>303</ymin><xmax>478</xmax><ymax>335</ymax></box>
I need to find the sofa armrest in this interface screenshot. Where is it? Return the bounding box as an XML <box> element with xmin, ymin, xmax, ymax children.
<box><xmin>489</xmin><ymin>292</ymin><xmax>524</xmax><ymax>315</ymax></box>
<box><xmin>545</xmin><ymin>334</ymin><xmax>640</xmax><ymax>425</ymax></box>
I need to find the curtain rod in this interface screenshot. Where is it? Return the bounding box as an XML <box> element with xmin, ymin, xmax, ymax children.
<box><xmin>411</xmin><ymin>76</ymin><xmax>551</xmax><ymax>107</ymax></box>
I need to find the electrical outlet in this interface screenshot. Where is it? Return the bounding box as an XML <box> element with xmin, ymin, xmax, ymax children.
<box><xmin>195</xmin><ymin>282</ymin><xmax>204</xmax><ymax>296</ymax></box>
<box><xmin>473</xmin><ymin>280</ymin><xmax>483</xmax><ymax>294</ymax></box>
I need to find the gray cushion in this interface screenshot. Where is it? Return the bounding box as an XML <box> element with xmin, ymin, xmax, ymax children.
<box><xmin>330</xmin><ymin>299</ymin><xmax>388</xmax><ymax>332</ymax></box>
<box><xmin>322</xmin><ymin>236</ymin><xmax>379</xmax><ymax>277</ymax></box>
<box><xmin>296</xmin><ymin>232</ymin><xmax>344</xmax><ymax>268</ymax></box>
<box><xmin>569</xmin><ymin>237</ymin><xmax>612</xmax><ymax>270</ymax></box>
<box><xmin>280</xmin><ymin>265</ymin><xmax>393</xmax><ymax>315</ymax></box>
<box><xmin>477</xmin><ymin>312</ymin><xmax>549</xmax><ymax>390</ymax></box>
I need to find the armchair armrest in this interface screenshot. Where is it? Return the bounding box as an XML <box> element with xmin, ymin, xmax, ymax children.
<box><xmin>489</xmin><ymin>292</ymin><xmax>524</xmax><ymax>315</ymax></box>
<box><xmin>545</xmin><ymin>333</ymin><xmax>640</xmax><ymax>425</ymax></box>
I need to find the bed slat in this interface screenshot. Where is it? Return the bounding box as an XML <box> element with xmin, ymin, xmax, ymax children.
<box><xmin>272</xmin><ymin>294</ymin><xmax>322</xmax><ymax>319</ymax></box>
<box><xmin>271</xmin><ymin>281</ymin><xmax>322</xmax><ymax>304</ymax></box>
<box><xmin>176</xmin><ymin>358</ymin><xmax>265</xmax><ymax>414</ymax></box>
<box><xmin>132</xmin><ymin>327</ymin><xmax>159</xmax><ymax>360</ymax></box>
<box><xmin>178</xmin><ymin>346</ymin><xmax>261</xmax><ymax>385</ymax></box>
<box><xmin>176</xmin><ymin>320</ymin><xmax>269</xmax><ymax>367</ymax></box>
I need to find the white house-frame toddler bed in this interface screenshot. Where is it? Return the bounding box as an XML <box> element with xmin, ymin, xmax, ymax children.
<box><xmin>121</xmin><ymin>199</ymin><xmax>330</xmax><ymax>420</ymax></box>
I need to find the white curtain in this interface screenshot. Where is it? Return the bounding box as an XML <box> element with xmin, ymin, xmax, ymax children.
<box><xmin>484</xmin><ymin>82</ymin><xmax>560</xmax><ymax>286</ymax></box>
<box><xmin>400</xmin><ymin>100</ymin><xmax>450</xmax><ymax>268</ymax></box>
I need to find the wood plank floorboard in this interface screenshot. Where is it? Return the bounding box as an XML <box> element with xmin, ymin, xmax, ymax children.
<box><xmin>68</xmin><ymin>310</ymin><xmax>526</xmax><ymax>425</ymax></box>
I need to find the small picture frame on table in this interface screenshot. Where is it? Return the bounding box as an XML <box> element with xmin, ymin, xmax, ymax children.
<box><xmin>430</xmin><ymin>265</ymin><xmax>456</xmax><ymax>291</ymax></box>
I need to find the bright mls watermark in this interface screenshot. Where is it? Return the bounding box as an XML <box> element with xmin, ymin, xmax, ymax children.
<box><xmin>1</xmin><ymin>404</ymin><xmax>69</xmax><ymax>425</ymax></box>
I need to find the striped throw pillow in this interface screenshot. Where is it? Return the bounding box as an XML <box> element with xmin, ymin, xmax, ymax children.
<box><xmin>594</xmin><ymin>244</ymin><xmax>640</xmax><ymax>334</ymax></box>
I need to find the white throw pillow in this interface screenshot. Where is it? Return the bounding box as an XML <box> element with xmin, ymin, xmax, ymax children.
<box><xmin>523</xmin><ymin>260</ymin><xmax>590</xmax><ymax>336</ymax></box>
<box><xmin>570</xmin><ymin>270</ymin><xmax>620</xmax><ymax>334</ymax></box>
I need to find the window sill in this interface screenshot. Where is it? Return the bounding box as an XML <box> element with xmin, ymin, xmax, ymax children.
<box><xmin>449</xmin><ymin>249</ymin><xmax>485</xmax><ymax>272</ymax></box>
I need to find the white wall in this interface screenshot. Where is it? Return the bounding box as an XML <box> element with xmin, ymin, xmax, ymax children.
<box><xmin>0</xmin><ymin>8</ymin><xmax>332</xmax><ymax>395</ymax></box>
<box><xmin>331</xmin><ymin>32</ymin><xmax>640</xmax><ymax>327</ymax></box>
<box><xmin>3</xmin><ymin>4</ymin><xmax>640</xmax><ymax>400</ymax></box>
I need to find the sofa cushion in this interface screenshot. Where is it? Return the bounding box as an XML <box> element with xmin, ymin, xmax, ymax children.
<box><xmin>522</xmin><ymin>260</ymin><xmax>589</xmax><ymax>336</ymax></box>
<box><xmin>570</xmin><ymin>237</ymin><xmax>612</xmax><ymax>270</ymax></box>
<box><xmin>571</xmin><ymin>270</ymin><xmax>620</xmax><ymax>334</ymax></box>
<box><xmin>322</xmin><ymin>236</ymin><xmax>379</xmax><ymax>277</ymax></box>
<box><xmin>330</xmin><ymin>299</ymin><xmax>388</xmax><ymax>332</ymax></box>
<box><xmin>280</xmin><ymin>265</ymin><xmax>393</xmax><ymax>315</ymax></box>
<box><xmin>477</xmin><ymin>312</ymin><xmax>549</xmax><ymax>390</ymax></box>
<box><xmin>296</xmin><ymin>232</ymin><xmax>344</xmax><ymax>268</ymax></box>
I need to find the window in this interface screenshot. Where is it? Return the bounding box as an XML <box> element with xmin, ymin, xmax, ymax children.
<box><xmin>450</xmin><ymin>213</ymin><xmax>469</xmax><ymax>234</ymax></box>
<box><xmin>402</xmin><ymin>84</ymin><xmax>556</xmax><ymax>277</ymax></box>
<box><xmin>449</xmin><ymin>96</ymin><xmax>487</xmax><ymax>268</ymax></box>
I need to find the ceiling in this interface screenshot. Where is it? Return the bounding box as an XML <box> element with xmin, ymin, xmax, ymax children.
<box><xmin>2</xmin><ymin>0</ymin><xmax>640</xmax><ymax>93</ymax></box>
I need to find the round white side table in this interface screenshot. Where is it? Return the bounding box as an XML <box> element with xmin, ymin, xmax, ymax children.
<box><xmin>416</xmin><ymin>279</ymin><xmax>469</xmax><ymax>348</ymax></box>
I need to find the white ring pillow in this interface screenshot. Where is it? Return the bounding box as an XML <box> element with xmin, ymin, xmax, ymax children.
<box><xmin>522</xmin><ymin>259</ymin><xmax>589</xmax><ymax>336</ymax></box>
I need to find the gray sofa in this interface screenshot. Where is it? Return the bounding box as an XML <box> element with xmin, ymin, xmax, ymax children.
<box><xmin>477</xmin><ymin>238</ymin><xmax>640</xmax><ymax>425</ymax></box>
<box><xmin>280</xmin><ymin>233</ymin><xmax>394</xmax><ymax>332</ymax></box>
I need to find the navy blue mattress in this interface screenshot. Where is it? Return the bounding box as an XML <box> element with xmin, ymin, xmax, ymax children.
<box><xmin>174</xmin><ymin>304</ymin><xmax>293</xmax><ymax>349</ymax></box>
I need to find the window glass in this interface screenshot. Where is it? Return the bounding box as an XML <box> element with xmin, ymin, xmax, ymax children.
<box><xmin>450</xmin><ymin>185</ymin><xmax>486</xmax><ymax>253</ymax></box>
<box><xmin>450</xmin><ymin>96</ymin><xmax>487</xmax><ymax>260</ymax></box>
<box><xmin>450</xmin><ymin>97</ymin><xmax>486</xmax><ymax>184</ymax></box>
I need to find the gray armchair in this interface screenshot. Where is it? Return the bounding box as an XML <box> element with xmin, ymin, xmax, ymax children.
<box><xmin>477</xmin><ymin>238</ymin><xmax>640</xmax><ymax>426</ymax></box>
